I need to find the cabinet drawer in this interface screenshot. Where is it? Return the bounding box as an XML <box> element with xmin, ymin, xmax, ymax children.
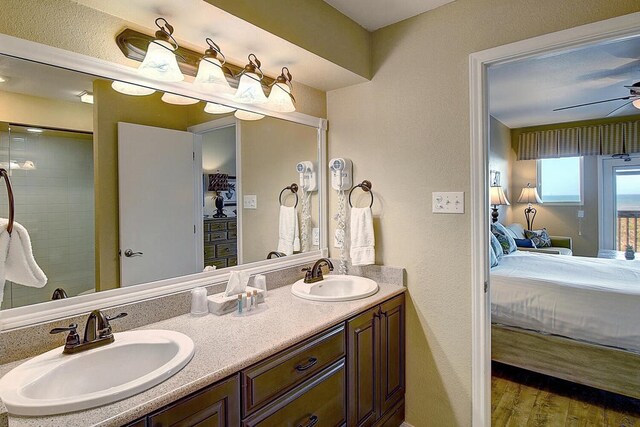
<box><xmin>208</xmin><ymin>221</ymin><xmax>227</xmax><ymax>232</ymax></box>
<box><xmin>242</xmin><ymin>324</ymin><xmax>345</xmax><ymax>415</ymax></box>
<box><xmin>148</xmin><ymin>374</ymin><xmax>240</xmax><ymax>427</ymax></box>
<box><xmin>228</xmin><ymin>220</ymin><xmax>237</xmax><ymax>230</ymax></box>
<box><xmin>242</xmin><ymin>359</ymin><xmax>346</xmax><ymax>427</ymax></box>
<box><xmin>207</xmin><ymin>230</ymin><xmax>227</xmax><ymax>242</ymax></box>
<box><xmin>227</xmin><ymin>257</ymin><xmax>238</xmax><ymax>267</ymax></box>
<box><xmin>207</xmin><ymin>259</ymin><xmax>227</xmax><ymax>269</ymax></box>
<box><xmin>228</xmin><ymin>229</ymin><xmax>237</xmax><ymax>239</ymax></box>
<box><xmin>216</xmin><ymin>243</ymin><xmax>237</xmax><ymax>257</ymax></box>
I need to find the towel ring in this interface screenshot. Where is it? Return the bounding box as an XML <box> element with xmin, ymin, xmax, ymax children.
<box><xmin>279</xmin><ymin>183</ymin><xmax>299</xmax><ymax>208</ymax></box>
<box><xmin>349</xmin><ymin>180</ymin><xmax>373</xmax><ymax>208</ymax></box>
<box><xmin>0</xmin><ymin>168</ymin><xmax>15</xmax><ymax>234</ymax></box>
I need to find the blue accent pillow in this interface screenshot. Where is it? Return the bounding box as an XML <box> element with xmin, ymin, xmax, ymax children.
<box><xmin>491</xmin><ymin>223</ymin><xmax>517</xmax><ymax>254</ymax></box>
<box><xmin>524</xmin><ymin>228</ymin><xmax>551</xmax><ymax>248</ymax></box>
<box><xmin>490</xmin><ymin>233</ymin><xmax>503</xmax><ymax>260</ymax></box>
<box><xmin>489</xmin><ymin>244</ymin><xmax>499</xmax><ymax>268</ymax></box>
<box><xmin>514</xmin><ymin>238</ymin><xmax>537</xmax><ymax>248</ymax></box>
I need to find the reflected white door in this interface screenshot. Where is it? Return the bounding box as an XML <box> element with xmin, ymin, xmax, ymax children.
<box><xmin>118</xmin><ymin>122</ymin><xmax>199</xmax><ymax>287</ymax></box>
<box><xmin>601</xmin><ymin>156</ymin><xmax>640</xmax><ymax>251</ymax></box>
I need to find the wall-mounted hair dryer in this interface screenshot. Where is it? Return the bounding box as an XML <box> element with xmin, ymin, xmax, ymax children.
<box><xmin>329</xmin><ymin>158</ymin><xmax>352</xmax><ymax>191</ymax></box>
<box><xmin>296</xmin><ymin>161</ymin><xmax>317</xmax><ymax>191</ymax></box>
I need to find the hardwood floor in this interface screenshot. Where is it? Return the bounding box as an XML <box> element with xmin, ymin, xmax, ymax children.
<box><xmin>492</xmin><ymin>362</ymin><xmax>640</xmax><ymax>426</ymax></box>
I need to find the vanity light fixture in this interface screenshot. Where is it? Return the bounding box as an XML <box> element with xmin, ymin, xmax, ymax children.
<box><xmin>194</xmin><ymin>38</ymin><xmax>231</xmax><ymax>91</ymax></box>
<box><xmin>0</xmin><ymin>76</ymin><xmax>7</xmax><ymax>83</ymax></box>
<box><xmin>21</xmin><ymin>160</ymin><xmax>36</xmax><ymax>170</ymax></box>
<box><xmin>204</xmin><ymin>102</ymin><xmax>236</xmax><ymax>114</ymax></box>
<box><xmin>78</xmin><ymin>91</ymin><xmax>94</xmax><ymax>104</ymax></box>
<box><xmin>25</xmin><ymin>128</ymin><xmax>43</xmax><ymax>133</ymax></box>
<box><xmin>138</xmin><ymin>18</ymin><xmax>184</xmax><ymax>82</ymax></box>
<box><xmin>234</xmin><ymin>54</ymin><xmax>268</xmax><ymax>105</ymax></box>
<box><xmin>235</xmin><ymin>110</ymin><xmax>265</xmax><ymax>121</ymax></box>
<box><xmin>161</xmin><ymin>93</ymin><xmax>199</xmax><ymax>105</ymax></box>
<box><xmin>266</xmin><ymin>67</ymin><xmax>295</xmax><ymax>113</ymax></box>
<box><xmin>633</xmin><ymin>98</ymin><xmax>640</xmax><ymax>109</ymax></box>
<box><xmin>111</xmin><ymin>81</ymin><xmax>156</xmax><ymax>96</ymax></box>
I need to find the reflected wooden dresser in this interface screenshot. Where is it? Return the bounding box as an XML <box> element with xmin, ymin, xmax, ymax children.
<box><xmin>204</xmin><ymin>217</ymin><xmax>237</xmax><ymax>269</ymax></box>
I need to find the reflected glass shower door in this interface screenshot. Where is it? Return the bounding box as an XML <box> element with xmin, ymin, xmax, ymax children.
<box><xmin>0</xmin><ymin>124</ymin><xmax>95</xmax><ymax>309</ymax></box>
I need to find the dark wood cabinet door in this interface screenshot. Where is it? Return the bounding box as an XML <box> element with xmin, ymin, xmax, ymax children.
<box><xmin>347</xmin><ymin>306</ymin><xmax>380</xmax><ymax>427</ymax></box>
<box><xmin>148</xmin><ymin>374</ymin><xmax>240</xmax><ymax>427</ymax></box>
<box><xmin>379</xmin><ymin>294</ymin><xmax>405</xmax><ymax>416</ymax></box>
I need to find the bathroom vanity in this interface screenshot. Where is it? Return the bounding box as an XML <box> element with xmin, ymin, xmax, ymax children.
<box><xmin>124</xmin><ymin>293</ymin><xmax>405</xmax><ymax>427</ymax></box>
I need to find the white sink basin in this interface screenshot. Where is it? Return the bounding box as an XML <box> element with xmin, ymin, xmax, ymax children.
<box><xmin>0</xmin><ymin>329</ymin><xmax>194</xmax><ymax>416</ymax></box>
<box><xmin>291</xmin><ymin>275</ymin><xmax>379</xmax><ymax>302</ymax></box>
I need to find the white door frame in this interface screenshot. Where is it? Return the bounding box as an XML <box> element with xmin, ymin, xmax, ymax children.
<box><xmin>469</xmin><ymin>12</ymin><xmax>640</xmax><ymax>426</ymax></box>
<box><xmin>189</xmin><ymin>116</ymin><xmax>243</xmax><ymax>264</ymax></box>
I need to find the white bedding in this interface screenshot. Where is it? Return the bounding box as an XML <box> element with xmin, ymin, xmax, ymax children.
<box><xmin>491</xmin><ymin>251</ymin><xmax>640</xmax><ymax>353</ymax></box>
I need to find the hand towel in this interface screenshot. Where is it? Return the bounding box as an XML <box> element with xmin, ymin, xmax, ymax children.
<box><xmin>277</xmin><ymin>205</ymin><xmax>300</xmax><ymax>256</ymax></box>
<box><xmin>350</xmin><ymin>207</ymin><xmax>375</xmax><ymax>266</ymax></box>
<box><xmin>0</xmin><ymin>218</ymin><xmax>48</xmax><ymax>306</ymax></box>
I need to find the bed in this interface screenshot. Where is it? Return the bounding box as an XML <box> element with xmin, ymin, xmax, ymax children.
<box><xmin>490</xmin><ymin>250</ymin><xmax>640</xmax><ymax>398</ymax></box>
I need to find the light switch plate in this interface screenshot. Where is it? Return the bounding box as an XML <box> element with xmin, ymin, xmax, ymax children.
<box><xmin>312</xmin><ymin>228</ymin><xmax>320</xmax><ymax>246</ymax></box>
<box><xmin>243</xmin><ymin>195</ymin><xmax>257</xmax><ymax>209</ymax></box>
<box><xmin>432</xmin><ymin>192</ymin><xmax>464</xmax><ymax>214</ymax></box>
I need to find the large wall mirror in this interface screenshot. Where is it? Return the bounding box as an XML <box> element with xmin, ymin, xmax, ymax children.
<box><xmin>0</xmin><ymin>43</ymin><xmax>326</xmax><ymax>319</ymax></box>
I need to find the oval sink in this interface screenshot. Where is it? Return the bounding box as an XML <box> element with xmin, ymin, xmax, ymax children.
<box><xmin>0</xmin><ymin>329</ymin><xmax>194</xmax><ymax>416</ymax></box>
<box><xmin>291</xmin><ymin>275</ymin><xmax>379</xmax><ymax>302</ymax></box>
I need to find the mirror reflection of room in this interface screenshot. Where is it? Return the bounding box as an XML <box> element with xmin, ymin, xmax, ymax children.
<box><xmin>487</xmin><ymin>34</ymin><xmax>640</xmax><ymax>424</ymax></box>
<box><xmin>0</xmin><ymin>53</ymin><xmax>320</xmax><ymax>309</ymax></box>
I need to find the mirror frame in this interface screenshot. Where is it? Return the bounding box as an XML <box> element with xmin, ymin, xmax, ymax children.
<box><xmin>0</xmin><ymin>33</ymin><xmax>328</xmax><ymax>331</ymax></box>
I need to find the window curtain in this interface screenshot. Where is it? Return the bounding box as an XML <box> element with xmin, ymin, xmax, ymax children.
<box><xmin>516</xmin><ymin>119</ymin><xmax>640</xmax><ymax>160</ymax></box>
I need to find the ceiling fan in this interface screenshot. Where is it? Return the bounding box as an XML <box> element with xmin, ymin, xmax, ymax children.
<box><xmin>553</xmin><ymin>81</ymin><xmax>640</xmax><ymax>115</ymax></box>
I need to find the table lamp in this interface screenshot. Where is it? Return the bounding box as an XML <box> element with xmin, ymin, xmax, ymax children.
<box><xmin>489</xmin><ymin>185</ymin><xmax>510</xmax><ymax>223</ymax></box>
<box><xmin>208</xmin><ymin>172</ymin><xmax>229</xmax><ymax>218</ymax></box>
<box><xmin>517</xmin><ymin>183</ymin><xmax>542</xmax><ymax>230</ymax></box>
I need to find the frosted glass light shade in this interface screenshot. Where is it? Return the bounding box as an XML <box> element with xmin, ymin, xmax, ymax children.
<box><xmin>195</xmin><ymin>58</ymin><xmax>230</xmax><ymax>88</ymax></box>
<box><xmin>633</xmin><ymin>98</ymin><xmax>640</xmax><ymax>109</ymax></box>
<box><xmin>235</xmin><ymin>110</ymin><xmax>264</xmax><ymax>121</ymax></box>
<box><xmin>161</xmin><ymin>93</ymin><xmax>199</xmax><ymax>105</ymax></box>
<box><xmin>266</xmin><ymin>82</ymin><xmax>295</xmax><ymax>112</ymax></box>
<box><xmin>204</xmin><ymin>103</ymin><xmax>236</xmax><ymax>114</ymax></box>
<box><xmin>111</xmin><ymin>81</ymin><xmax>155</xmax><ymax>96</ymax></box>
<box><xmin>138</xmin><ymin>40</ymin><xmax>184</xmax><ymax>82</ymax></box>
<box><xmin>234</xmin><ymin>72</ymin><xmax>267</xmax><ymax>104</ymax></box>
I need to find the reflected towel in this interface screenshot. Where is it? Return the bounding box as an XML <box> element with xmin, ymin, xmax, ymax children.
<box><xmin>277</xmin><ymin>206</ymin><xmax>300</xmax><ymax>256</ymax></box>
<box><xmin>0</xmin><ymin>218</ymin><xmax>47</xmax><ymax>306</ymax></box>
<box><xmin>350</xmin><ymin>207</ymin><xmax>375</xmax><ymax>266</ymax></box>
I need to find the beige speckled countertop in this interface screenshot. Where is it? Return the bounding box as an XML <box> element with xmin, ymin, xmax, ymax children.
<box><xmin>0</xmin><ymin>281</ymin><xmax>405</xmax><ymax>427</ymax></box>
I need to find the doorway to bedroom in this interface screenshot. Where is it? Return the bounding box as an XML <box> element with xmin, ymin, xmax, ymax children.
<box><xmin>478</xmin><ymin>13</ymin><xmax>640</xmax><ymax>427</ymax></box>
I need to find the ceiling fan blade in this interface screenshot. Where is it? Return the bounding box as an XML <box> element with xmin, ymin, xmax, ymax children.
<box><xmin>606</xmin><ymin>99</ymin><xmax>636</xmax><ymax>117</ymax></box>
<box><xmin>553</xmin><ymin>96</ymin><xmax>631</xmax><ymax>111</ymax></box>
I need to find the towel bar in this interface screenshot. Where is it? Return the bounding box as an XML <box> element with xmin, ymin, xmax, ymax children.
<box><xmin>0</xmin><ymin>168</ymin><xmax>15</xmax><ymax>234</ymax></box>
<box><xmin>349</xmin><ymin>180</ymin><xmax>374</xmax><ymax>208</ymax></box>
<box><xmin>279</xmin><ymin>183</ymin><xmax>299</xmax><ymax>208</ymax></box>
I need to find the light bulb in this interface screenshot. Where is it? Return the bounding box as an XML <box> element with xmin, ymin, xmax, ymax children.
<box><xmin>161</xmin><ymin>93</ymin><xmax>199</xmax><ymax>105</ymax></box>
<box><xmin>138</xmin><ymin>40</ymin><xmax>184</xmax><ymax>82</ymax></box>
<box><xmin>204</xmin><ymin>103</ymin><xmax>236</xmax><ymax>114</ymax></box>
<box><xmin>235</xmin><ymin>110</ymin><xmax>264</xmax><ymax>121</ymax></box>
<box><xmin>111</xmin><ymin>81</ymin><xmax>155</xmax><ymax>96</ymax></box>
<box><xmin>266</xmin><ymin>82</ymin><xmax>295</xmax><ymax>112</ymax></box>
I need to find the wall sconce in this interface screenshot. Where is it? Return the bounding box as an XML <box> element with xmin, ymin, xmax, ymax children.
<box><xmin>78</xmin><ymin>91</ymin><xmax>94</xmax><ymax>104</ymax></box>
<box><xmin>517</xmin><ymin>183</ymin><xmax>542</xmax><ymax>230</ymax></box>
<box><xmin>234</xmin><ymin>54</ymin><xmax>267</xmax><ymax>105</ymax></box>
<box><xmin>194</xmin><ymin>38</ymin><xmax>231</xmax><ymax>91</ymax></box>
<box><xmin>266</xmin><ymin>67</ymin><xmax>296</xmax><ymax>113</ymax></box>
<box><xmin>138</xmin><ymin>18</ymin><xmax>184</xmax><ymax>82</ymax></box>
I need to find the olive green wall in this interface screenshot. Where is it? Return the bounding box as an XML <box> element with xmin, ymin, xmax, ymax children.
<box><xmin>204</xmin><ymin>0</ymin><xmax>371</xmax><ymax>79</ymax></box>
<box><xmin>327</xmin><ymin>2</ymin><xmax>640</xmax><ymax>425</ymax></box>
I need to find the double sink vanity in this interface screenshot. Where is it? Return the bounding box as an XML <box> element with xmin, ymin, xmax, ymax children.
<box><xmin>0</xmin><ymin>264</ymin><xmax>406</xmax><ymax>427</ymax></box>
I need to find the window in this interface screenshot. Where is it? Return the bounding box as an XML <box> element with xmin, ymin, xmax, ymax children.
<box><xmin>537</xmin><ymin>157</ymin><xmax>583</xmax><ymax>204</ymax></box>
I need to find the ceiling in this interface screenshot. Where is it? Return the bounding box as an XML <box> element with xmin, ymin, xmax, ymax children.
<box><xmin>489</xmin><ymin>35</ymin><xmax>640</xmax><ymax>129</ymax></box>
<box><xmin>74</xmin><ymin>0</ymin><xmax>367</xmax><ymax>91</ymax></box>
<box><xmin>323</xmin><ymin>0</ymin><xmax>455</xmax><ymax>31</ymax></box>
<box><xmin>0</xmin><ymin>55</ymin><xmax>94</xmax><ymax>103</ymax></box>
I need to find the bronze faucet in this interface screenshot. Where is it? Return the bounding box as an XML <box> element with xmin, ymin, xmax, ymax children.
<box><xmin>267</xmin><ymin>251</ymin><xmax>286</xmax><ymax>259</ymax></box>
<box><xmin>50</xmin><ymin>310</ymin><xmax>127</xmax><ymax>354</ymax></box>
<box><xmin>302</xmin><ymin>258</ymin><xmax>334</xmax><ymax>283</ymax></box>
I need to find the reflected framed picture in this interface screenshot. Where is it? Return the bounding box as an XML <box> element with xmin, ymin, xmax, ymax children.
<box><xmin>223</xmin><ymin>176</ymin><xmax>237</xmax><ymax>203</ymax></box>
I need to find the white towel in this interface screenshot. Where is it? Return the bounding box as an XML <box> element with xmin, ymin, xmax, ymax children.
<box><xmin>0</xmin><ymin>219</ymin><xmax>47</xmax><ymax>306</ymax></box>
<box><xmin>277</xmin><ymin>206</ymin><xmax>300</xmax><ymax>256</ymax></box>
<box><xmin>350</xmin><ymin>207</ymin><xmax>375</xmax><ymax>266</ymax></box>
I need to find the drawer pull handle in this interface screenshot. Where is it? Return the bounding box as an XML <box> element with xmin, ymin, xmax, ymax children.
<box><xmin>295</xmin><ymin>357</ymin><xmax>318</xmax><ymax>372</ymax></box>
<box><xmin>298</xmin><ymin>414</ymin><xmax>318</xmax><ymax>427</ymax></box>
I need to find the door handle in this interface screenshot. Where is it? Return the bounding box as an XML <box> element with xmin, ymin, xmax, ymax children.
<box><xmin>123</xmin><ymin>249</ymin><xmax>143</xmax><ymax>257</ymax></box>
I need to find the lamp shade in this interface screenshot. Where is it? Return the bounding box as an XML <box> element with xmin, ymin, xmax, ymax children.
<box><xmin>489</xmin><ymin>186</ymin><xmax>510</xmax><ymax>206</ymax></box>
<box><xmin>204</xmin><ymin>103</ymin><xmax>236</xmax><ymax>115</ymax></box>
<box><xmin>161</xmin><ymin>93</ymin><xmax>199</xmax><ymax>105</ymax></box>
<box><xmin>138</xmin><ymin>40</ymin><xmax>184</xmax><ymax>82</ymax></box>
<box><xmin>111</xmin><ymin>81</ymin><xmax>155</xmax><ymax>96</ymax></box>
<box><xmin>195</xmin><ymin>57</ymin><xmax>230</xmax><ymax>89</ymax></box>
<box><xmin>266</xmin><ymin>82</ymin><xmax>295</xmax><ymax>112</ymax></box>
<box><xmin>208</xmin><ymin>173</ymin><xmax>229</xmax><ymax>192</ymax></box>
<box><xmin>235</xmin><ymin>110</ymin><xmax>264</xmax><ymax>121</ymax></box>
<box><xmin>517</xmin><ymin>183</ymin><xmax>542</xmax><ymax>204</ymax></box>
<box><xmin>234</xmin><ymin>72</ymin><xmax>267</xmax><ymax>104</ymax></box>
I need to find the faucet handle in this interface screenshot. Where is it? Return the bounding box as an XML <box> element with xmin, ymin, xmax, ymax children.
<box><xmin>106</xmin><ymin>312</ymin><xmax>128</xmax><ymax>322</ymax></box>
<box><xmin>50</xmin><ymin>323</ymin><xmax>81</xmax><ymax>346</ymax></box>
<box><xmin>302</xmin><ymin>267</ymin><xmax>313</xmax><ymax>282</ymax></box>
<box><xmin>99</xmin><ymin>313</ymin><xmax>127</xmax><ymax>338</ymax></box>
